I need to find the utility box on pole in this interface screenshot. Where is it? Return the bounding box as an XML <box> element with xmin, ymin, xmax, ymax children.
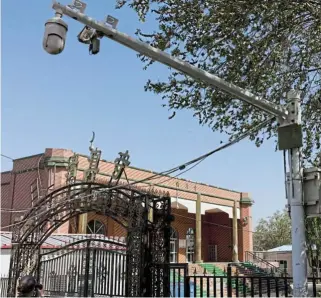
<box><xmin>303</xmin><ymin>167</ymin><xmax>321</xmax><ymax>217</ymax></box>
<box><xmin>286</xmin><ymin>167</ymin><xmax>321</xmax><ymax>217</ymax></box>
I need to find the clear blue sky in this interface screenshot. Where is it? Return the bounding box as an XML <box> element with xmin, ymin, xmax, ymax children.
<box><xmin>1</xmin><ymin>0</ymin><xmax>286</xmax><ymax>227</ymax></box>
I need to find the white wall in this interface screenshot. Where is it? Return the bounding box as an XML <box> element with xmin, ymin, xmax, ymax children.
<box><xmin>0</xmin><ymin>249</ymin><xmax>11</xmax><ymax>276</ymax></box>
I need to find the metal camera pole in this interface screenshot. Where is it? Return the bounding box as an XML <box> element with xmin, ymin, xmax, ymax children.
<box><xmin>280</xmin><ymin>90</ymin><xmax>307</xmax><ymax>297</ymax></box>
<box><xmin>46</xmin><ymin>1</ymin><xmax>307</xmax><ymax>296</ymax></box>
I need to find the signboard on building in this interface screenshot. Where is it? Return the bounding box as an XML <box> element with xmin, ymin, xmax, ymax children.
<box><xmin>179</xmin><ymin>239</ymin><xmax>186</xmax><ymax>248</ymax></box>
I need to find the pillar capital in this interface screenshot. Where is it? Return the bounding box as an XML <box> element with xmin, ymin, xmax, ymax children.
<box><xmin>240</xmin><ymin>193</ymin><xmax>254</xmax><ymax>206</ymax></box>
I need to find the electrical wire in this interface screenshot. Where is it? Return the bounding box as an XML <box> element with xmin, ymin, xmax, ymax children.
<box><xmin>1</xmin><ymin>118</ymin><xmax>274</xmax><ymax>195</ymax></box>
<box><xmin>0</xmin><ymin>118</ymin><xmax>274</xmax><ymax>226</ymax></box>
<box><xmin>0</xmin><ymin>194</ymin><xmax>97</xmax><ymax>230</ymax></box>
<box><xmin>172</xmin><ymin>212</ymin><xmax>256</xmax><ymax>234</ymax></box>
<box><xmin>109</xmin><ymin>117</ymin><xmax>275</xmax><ymax>191</ymax></box>
<box><xmin>1</xmin><ymin>154</ymin><xmax>14</xmax><ymax>161</ymax></box>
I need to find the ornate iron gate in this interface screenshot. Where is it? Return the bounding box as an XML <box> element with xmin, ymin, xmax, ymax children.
<box><xmin>39</xmin><ymin>237</ymin><xmax>127</xmax><ymax>297</ymax></box>
<box><xmin>7</xmin><ymin>146</ymin><xmax>172</xmax><ymax>297</ymax></box>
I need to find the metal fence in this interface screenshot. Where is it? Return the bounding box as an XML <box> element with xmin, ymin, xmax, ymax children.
<box><xmin>39</xmin><ymin>239</ymin><xmax>127</xmax><ymax>297</ymax></box>
<box><xmin>169</xmin><ymin>264</ymin><xmax>321</xmax><ymax>297</ymax></box>
<box><xmin>0</xmin><ymin>277</ymin><xmax>8</xmax><ymax>297</ymax></box>
<box><xmin>2</xmin><ymin>264</ymin><xmax>320</xmax><ymax>297</ymax></box>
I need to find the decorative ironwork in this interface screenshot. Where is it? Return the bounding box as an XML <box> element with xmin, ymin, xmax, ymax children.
<box><xmin>8</xmin><ymin>141</ymin><xmax>171</xmax><ymax>297</ymax></box>
<box><xmin>8</xmin><ymin>180</ymin><xmax>171</xmax><ymax>297</ymax></box>
<box><xmin>66</xmin><ymin>154</ymin><xmax>79</xmax><ymax>185</ymax></box>
<box><xmin>109</xmin><ymin>150</ymin><xmax>131</xmax><ymax>186</ymax></box>
<box><xmin>39</xmin><ymin>238</ymin><xmax>127</xmax><ymax>297</ymax></box>
<box><xmin>84</xmin><ymin>138</ymin><xmax>101</xmax><ymax>183</ymax></box>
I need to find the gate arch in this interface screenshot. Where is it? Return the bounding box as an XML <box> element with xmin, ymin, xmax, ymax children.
<box><xmin>7</xmin><ymin>182</ymin><xmax>172</xmax><ymax>297</ymax></box>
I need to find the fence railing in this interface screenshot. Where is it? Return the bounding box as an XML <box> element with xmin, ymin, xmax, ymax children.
<box><xmin>245</xmin><ymin>251</ymin><xmax>285</xmax><ymax>276</ymax></box>
<box><xmin>0</xmin><ymin>277</ymin><xmax>9</xmax><ymax>298</ymax></box>
<box><xmin>170</xmin><ymin>264</ymin><xmax>321</xmax><ymax>297</ymax></box>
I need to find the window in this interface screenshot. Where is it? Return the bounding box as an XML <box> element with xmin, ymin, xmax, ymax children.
<box><xmin>186</xmin><ymin>228</ymin><xmax>195</xmax><ymax>263</ymax></box>
<box><xmin>170</xmin><ymin>228</ymin><xmax>178</xmax><ymax>263</ymax></box>
<box><xmin>87</xmin><ymin>220</ymin><xmax>106</xmax><ymax>235</ymax></box>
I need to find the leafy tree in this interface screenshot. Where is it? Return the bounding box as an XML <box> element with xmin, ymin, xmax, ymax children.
<box><xmin>116</xmin><ymin>0</ymin><xmax>321</xmax><ymax>164</ymax></box>
<box><xmin>254</xmin><ymin>210</ymin><xmax>321</xmax><ymax>277</ymax></box>
<box><xmin>306</xmin><ymin>217</ymin><xmax>321</xmax><ymax>277</ymax></box>
<box><xmin>253</xmin><ymin>209</ymin><xmax>291</xmax><ymax>251</ymax></box>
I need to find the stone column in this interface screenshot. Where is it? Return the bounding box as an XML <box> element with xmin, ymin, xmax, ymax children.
<box><xmin>195</xmin><ymin>193</ymin><xmax>203</xmax><ymax>263</ymax></box>
<box><xmin>232</xmin><ymin>200</ymin><xmax>239</xmax><ymax>262</ymax></box>
<box><xmin>239</xmin><ymin>193</ymin><xmax>253</xmax><ymax>261</ymax></box>
<box><xmin>78</xmin><ymin>213</ymin><xmax>88</xmax><ymax>233</ymax></box>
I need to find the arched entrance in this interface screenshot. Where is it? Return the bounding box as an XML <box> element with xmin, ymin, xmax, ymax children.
<box><xmin>7</xmin><ymin>182</ymin><xmax>172</xmax><ymax>297</ymax></box>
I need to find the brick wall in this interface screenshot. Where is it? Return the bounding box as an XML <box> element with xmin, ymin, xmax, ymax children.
<box><xmin>1</xmin><ymin>172</ymin><xmax>12</xmax><ymax>230</ymax></box>
<box><xmin>239</xmin><ymin>203</ymin><xmax>253</xmax><ymax>261</ymax></box>
<box><xmin>203</xmin><ymin>212</ymin><xmax>233</xmax><ymax>262</ymax></box>
<box><xmin>1</xmin><ymin>148</ymin><xmax>253</xmax><ymax>264</ymax></box>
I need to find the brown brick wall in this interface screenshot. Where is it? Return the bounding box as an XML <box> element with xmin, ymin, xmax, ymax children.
<box><xmin>203</xmin><ymin>212</ymin><xmax>233</xmax><ymax>262</ymax></box>
<box><xmin>239</xmin><ymin>204</ymin><xmax>253</xmax><ymax>261</ymax></box>
<box><xmin>0</xmin><ymin>148</ymin><xmax>253</xmax><ymax>264</ymax></box>
<box><xmin>1</xmin><ymin>172</ymin><xmax>12</xmax><ymax>231</ymax></box>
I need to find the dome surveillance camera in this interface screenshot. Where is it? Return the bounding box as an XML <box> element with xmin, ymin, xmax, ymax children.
<box><xmin>43</xmin><ymin>13</ymin><xmax>68</xmax><ymax>55</ymax></box>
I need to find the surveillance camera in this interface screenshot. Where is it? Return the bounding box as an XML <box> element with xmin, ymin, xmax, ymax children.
<box><xmin>43</xmin><ymin>14</ymin><xmax>68</xmax><ymax>55</ymax></box>
<box><xmin>77</xmin><ymin>26</ymin><xmax>96</xmax><ymax>44</ymax></box>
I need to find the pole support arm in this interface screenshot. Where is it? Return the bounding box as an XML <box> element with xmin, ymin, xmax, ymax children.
<box><xmin>52</xmin><ymin>1</ymin><xmax>287</xmax><ymax>119</ymax></box>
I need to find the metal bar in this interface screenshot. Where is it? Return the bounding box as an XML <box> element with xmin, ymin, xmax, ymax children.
<box><xmin>80</xmin><ymin>249</ymin><xmax>86</xmax><ymax>297</ymax></box>
<box><xmin>117</xmin><ymin>253</ymin><xmax>121</xmax><ymax>296</ymax></box>
<box><xmin>107</xmin><ymin>250</ymin><xmax>111</xmax><ymax>296</ymax></box>
<box><xmin>284</xmin><ymin>275</ymin><xmax>288</xmax><ymax>297</ymax></box>
<box><xmin>242</xmin><ymin>277</ymin><xmax>246</xmax><ymax>297</ymax></box>
<box><xmin>61</xmin><ymin>252</ymin><xmax>68</xmax><ymax>295</ymax></box>
<box><xmin>104</xmin><ymin>250</ymin><xmax>108</xmax><ymax>295</ymax></box>
<box><xmin>111</xmin><ymin>252</ymin><xmax>115</xmax><ymax>296</ymax></box>
<box><xmin>200</xmin><ymin>275</ymin><xmax>203</xmax><ymax>297</ymax></box>
<box><xmin>235</xmin><ymin>276</ymin><xmax>239</xmax><ymax>297</ymax></box>
<box><xmin>250</xmin><ymin>277</ymin><xmax>254</xmax><ymax>297</ymax></box>
<box><xmin>91</xmin><ymin>249</ymin><xmax>97</xmax><ymax>297</ymax></box>
<box><xmin>52</xmin><ymin>0</ymin><xmax>288</xmax><ymax>118</ymax></box>
<box><xmin>122</xmin><ymin>253</ymin><xmax>126</xmax><ymax>296</ymax></box>
<box><xmin>213</xmin><ymin>276</ymin><xmax>216</xmax><ymax>297</ymax></box>
<box><xmin>220</xmin><ymin>277</ymin><xmax>223</xmax><ymax>297</ymax></box>
<box><xmin>77</xmin><ymin>248</ymin><xmax>82</xmax><ymax>296</ymax></box>
<box><xmin>275</xmin><ymin>277</ymin><xmax>279</xmax><ymax>297</ymax></box>
<box><xmin>259</xmin><ymin>277</ymin><xmax>262</xmax><ymax>297</ymax></box>
<box><xmin>206</xmin><ymin>277</ymin><xmax>210</xmax><ymax>298</ymax></box>
<box><xmin>227</xmin><ymin>265</ymin><xmax>233</xmax><ymax>297</ymax></box>
<box><xmin>267</xmin><ymin>277</ymin><xmax>271</xmax><ymax>297</ymax></box>
<box><xmin>83</xmin><ymin>241</ymin><xmax>91</xmax><ymax>297</ymax></box>
<box><xmin>312</xmin><ymin>277</ymin><xmax>317</xmax><ymax>297</ymax></box>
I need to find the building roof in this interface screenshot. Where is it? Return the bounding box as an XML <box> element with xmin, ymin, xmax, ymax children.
<box><xmin>0</xmin><ymin>232</ymin><xmax>126</xmax><ymax>249</ymax></box>
<box><xmin>267</xmin><ymin>245</ymin><xmax>292</xmax><ymax>252</ymax></box>
<box><xmin>267</xmin><ymin>244</ymin><xmax>316</xmax><ymax>252</ymax></box>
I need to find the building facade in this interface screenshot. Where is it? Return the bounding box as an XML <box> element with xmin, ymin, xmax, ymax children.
<box><xmin>1</xmin><ymin>148</ymin><xmax>254</xmax><ymax>263</ymax></box>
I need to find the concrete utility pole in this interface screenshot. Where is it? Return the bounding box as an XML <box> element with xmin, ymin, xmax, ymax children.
<box><xmin>44</xmin><ymin>1</ymin><xmax>307</xmax><ymax>296</ymax></box>
<box><xmin>284</xmin><ymin>91</ymin><xmax>307</xmax><ymax>296</ymax></box>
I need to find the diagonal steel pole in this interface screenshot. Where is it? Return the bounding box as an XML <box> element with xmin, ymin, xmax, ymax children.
<box><xmin>52</xmin><ymin>0</ymin><xmax>287</xmax><ymax>119</ymax></box>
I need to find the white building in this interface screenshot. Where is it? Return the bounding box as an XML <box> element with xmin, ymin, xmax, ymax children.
<box><xmin>253</xmin><ymin>245</ymin><xmax>319</xmax><ymax>277</ymax></box>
